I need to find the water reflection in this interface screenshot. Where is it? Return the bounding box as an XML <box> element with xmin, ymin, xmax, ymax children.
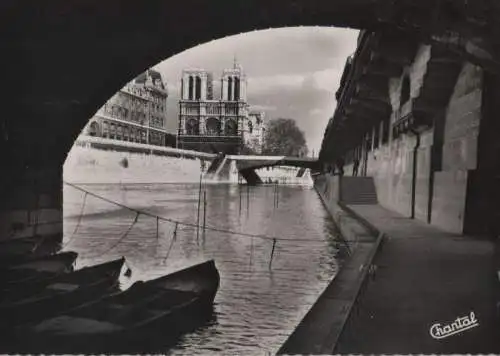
<box><xmin>63</xmin><ymin>183</ymin><xmax>345</xmax><ymax>354</ymax></box>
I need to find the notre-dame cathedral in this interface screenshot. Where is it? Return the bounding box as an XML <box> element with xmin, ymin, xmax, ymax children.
<box><xmin>177</xmin><ymin>61</ymin><xmax>263</xmax><ymax>154</ymax></box>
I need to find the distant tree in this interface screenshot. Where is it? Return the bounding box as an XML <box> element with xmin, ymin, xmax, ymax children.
<box><xmin>262</xmin><ymin>118</ymin><xmax>308</xmax><ymax>157</ymax></box>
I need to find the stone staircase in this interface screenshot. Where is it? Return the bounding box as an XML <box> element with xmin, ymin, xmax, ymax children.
<box><xmin>340</xmin><ymin>177</ymin><xmax>378</xmax><ymax>205</ymax></box>
<box><xmin>206</xmin><ymin>154</ymin><xmax>225</xmax><ymax>175</ymax></box>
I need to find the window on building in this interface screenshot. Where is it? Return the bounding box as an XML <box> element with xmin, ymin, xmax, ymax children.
<box><xmin>228</xmin><ymin>77</ymin><xmax>233</xmax><ymax>101</ymax></box>
<box><xmin>117</xmin><ymin>125</ymin><xmax>123</xmax><ymax>140</ymax></box>
<box><xmin>88</xmin><ymin>121</ymin><xmax>100</xmax><ymax>136</ymax></box>
<box><xmin>188</xmin><ymin>76</ymin><xmax>194</xmax><ymax>100</ymax></box>
<box><xmin>102</xmin><ymin>121</ymin><xmax>109</xmax><ymax>137</ymax></box>
<box><xmin>234</xmin><ymin>77</ymin><xmax>240</xmax><ymax>101</ymax></box>
<box><xmin>248</xmin><ymin>121</ymin><xmax>253</xmax><ymax>134</ymax></box>
<box><xmin>195</xmin><ymin>76</ymin><xmax>201</xmax><ymax>100</ymax></box>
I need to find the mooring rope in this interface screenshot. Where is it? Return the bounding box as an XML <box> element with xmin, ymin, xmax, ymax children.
<box><xmin>162</xmin><ymin>222</ymin><xmax>178</xmax><ymax>264</ymax></box>
<box><xmin>62</xmin><ymin>191</ymin><xmax>88</xmax><ymax>249</ymax></box>
<box><xmin>85</xmin><ymin>211</ymin><xmax>140</xmax><ymax>259</ymax></box>
<box><xmin>63</xmin><ymin>181</ymin><xmax>328</xmax><ymax>243</ymax></box>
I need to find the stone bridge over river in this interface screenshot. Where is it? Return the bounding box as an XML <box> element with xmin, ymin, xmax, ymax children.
<box><xmin>3</xmin><ymin>0</ymin><xmax>500</xmax><ymax>240</ymax></box>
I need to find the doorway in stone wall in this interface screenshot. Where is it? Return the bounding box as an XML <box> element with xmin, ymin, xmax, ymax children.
<box><xmin>473</xmin><ymin>72</ymin><xmax>500</xmax><ymax>236</ymax></box>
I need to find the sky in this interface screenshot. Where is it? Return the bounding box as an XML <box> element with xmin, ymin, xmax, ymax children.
<box><xmin>154</xmin><ymin>26</ymin><xmax>359</xmax><ymax>154</ymax></box>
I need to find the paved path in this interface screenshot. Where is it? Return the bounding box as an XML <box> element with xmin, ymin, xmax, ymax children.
<box><xmin>335</xmin><ymin>204</ymin><xmax>500</xmax><ymax>354</ymax></box>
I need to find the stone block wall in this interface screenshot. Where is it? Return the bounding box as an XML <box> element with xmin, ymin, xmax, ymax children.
<box><xmin>431</xmin><ymin>170</ymin><xmax>469</xmax><ymax>233</ymax></box>
<box><xmin>355</xmin><ymin>48</ymin><xmax>483</xmax><ymax>234</ymax></box>
<box><xmin>363</xmin><ymin>44</ymin><xmax>434</xmax><ymax>220</ymax></box>
<box><xmin>430</xmin><ymin>63</ymin><xmax>483</xmax><ymax>233</ymax></box>
<box><xmin>366</xmin><ymin>127</ymin><xmax>419</xmax><ymax>219</ymax></box>
<box><xmin>0</xmin><ymin>166</ymin><xmax>63</xmax><ymax>241</ymax></box>
<box><xmin>414</xmin><ymin>130</ymin><xmax>433</xmax><ymax>222</ymax></box>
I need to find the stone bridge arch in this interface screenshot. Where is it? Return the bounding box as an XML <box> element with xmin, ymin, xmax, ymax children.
<box><xmin>1</xmin><ymin>0</ymin><xmax>500</xmax><ymax>240</ymax></box>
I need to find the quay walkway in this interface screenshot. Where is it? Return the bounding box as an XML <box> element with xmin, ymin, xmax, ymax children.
<box><xmin>335</xmin><ymin>204</ymin><xmax>500</xmax><ymax>354</ymax></box>
<box><xmin>279</xmin><ymin>191</ymin><xmax>500</xmax><ymax>354</ymax></box>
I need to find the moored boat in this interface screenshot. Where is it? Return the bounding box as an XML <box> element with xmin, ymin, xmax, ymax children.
<box><xmin>11</xmin><ymin>259</ymin><xmax>219</xmax><ymax>354</ymax></box>
<box><xmin>0</xmin><ymin>233</ymin><xmax>63</xmax><ymax>268</ymax></box>
<box><xmin>1</xmin><ymin>251</ymin><xmax>78</xmax><ymax>288</ymax></box>
<box><xmin>0</xmin><ymin>257</ymin><xmax>125</xmax><ymax>319</ymax></box>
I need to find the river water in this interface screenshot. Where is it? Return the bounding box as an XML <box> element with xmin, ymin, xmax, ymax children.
<box><xmin>62</xmin><ymin>182</ymin><xmax>347</xmax><ymax>355</ymax></box>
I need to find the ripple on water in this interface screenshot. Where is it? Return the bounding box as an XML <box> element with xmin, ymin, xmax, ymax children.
<box><xmin>63</xmin><ymin>183</ymin><xmax>344</xmax><ymax>355</ymax></box>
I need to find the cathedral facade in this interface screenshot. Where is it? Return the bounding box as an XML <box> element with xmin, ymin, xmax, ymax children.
<box><xmin>177</xmin><ymin>62</ymin><xmax>262</xmax><ymax>154</ymax></box>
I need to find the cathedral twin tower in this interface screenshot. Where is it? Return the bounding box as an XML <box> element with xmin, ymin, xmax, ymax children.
<box><xmin>177</xmin><ymin>62</ymin><xmax>252</xmax><ymax>154</ymax></box>
<box><xmin>181</xmin><ymin>66</ymin><xmax>246</xmax><ymax>102</ymax></box>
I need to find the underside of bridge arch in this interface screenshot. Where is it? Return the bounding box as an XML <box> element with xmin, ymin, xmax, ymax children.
<box><xmin>1</xmin><ymin>0</ymin><xmax>500</xmax><ymax>240</ymax></box>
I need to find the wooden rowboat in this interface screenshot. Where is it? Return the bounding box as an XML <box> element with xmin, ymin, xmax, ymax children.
<box><xmin>0</xmin><ymin>257</ymin><xmax>125</xmax><ymax>329</ymax></box>
<box><xmin>0</xmin><ymin>251</ymin><xmax>78</xmax><ymax>288</ymax></box>
<box><xmin>0</xmin><ymin>233</ymin><xmax>63</xmax><ymax>268</ymax></box>
<box><xmin>0</xmin><ymin>257</ymin><xmax>125</xmax><ymax>312</ymax></box>
<box><xmin>11</xmin><ymin>259</ymin><xmax>219</xmax><ymax>354</ymax></box>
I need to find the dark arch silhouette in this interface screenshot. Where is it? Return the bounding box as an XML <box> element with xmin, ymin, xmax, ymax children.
<box><xmin>1</xmin><ymin>1</ymin><xmax>495</xmax><ymax>172</ymax></box>
<box><xmin>1</xmin><ymin>2</ymin><xmax>500</xmax><ymax>254</ymax></box>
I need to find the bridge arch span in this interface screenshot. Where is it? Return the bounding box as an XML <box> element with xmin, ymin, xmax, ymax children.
<box><xmin>1</xmin><ymin>0</ymin><xmax>500</xmax><ymax>240</ymax></box>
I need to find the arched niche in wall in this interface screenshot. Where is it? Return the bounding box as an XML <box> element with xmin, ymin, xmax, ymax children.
<box><xmin>206</xmin><ymin>117</ymin><xmax>221</xmax><ymax>136</ymax></box>
<box><xmin>188</xmin><ymin>76</ymin><xmax>194</xmax><ymax>100</ymax></box>
<box><xmin>195</xmin><ymin>76</ymin><xmax>202</xmax><ymax>100</ymax></box>
<box><xmin>225</xmin><ymin>119</ymin><xmax>237</xmax><ymax>136</ymax></box>
<box><xmin>227</xmin><ymin>77</ymin><xmax>233</xmax><ymax>101</ymax></box>
<box><xmin>88</xmin><ymin>121</ymin><xmax>101</xmax><ymax>136</ymax></box>
<box><xmin>234</xmin><ymin>77</ymin><xmax>240</xmax><ymax>101</ymax></box>
<box><xmin>186</xmin><ymin>118</ymin><xmax>199</xmax><ymax>135</ymax></box>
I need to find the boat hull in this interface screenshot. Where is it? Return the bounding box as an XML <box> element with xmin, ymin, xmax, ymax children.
<box><xmin>1</xmin><ymin>251</ymin><xmax>78</xmax><ymax>287</ymax></box>
<box><xmin>16</xmin><ymin>296</ymin><xmax>217</xmax><ymax>354</ymax></box>
<box><xmin>0</xmin><ymin>257</ymin><xmax>124</xmax><ymax>328</ymax></box>
<box><xmin>7</xmin><ymin>260</ymin><xmax>219</xmax><ymax>354</ymax></box>
<box><xmin>0</xmin><ymin>233</ymin><xmax>63</xmax><ymax>268</ymax></box>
